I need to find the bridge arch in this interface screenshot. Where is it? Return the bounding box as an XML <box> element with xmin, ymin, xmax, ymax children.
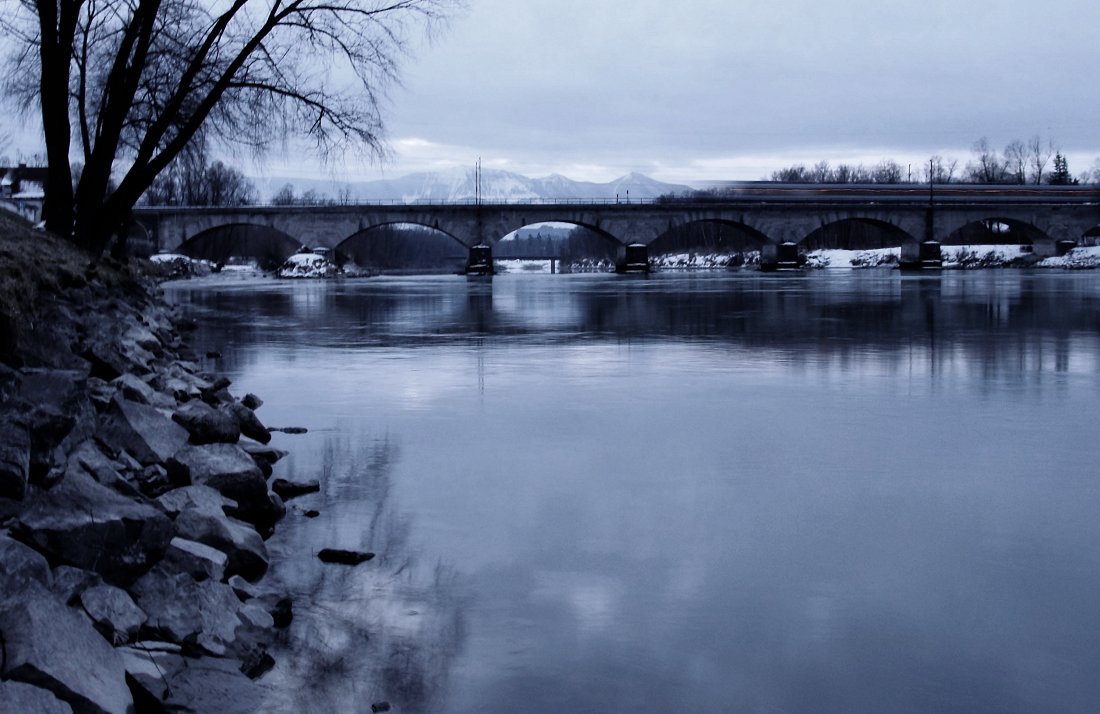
<box><xmin>1081</xmin><ymin>224</ymin><xmax>1100</xmax><ymax>246</ymax></box>
<box><xmin>177</xmin><ymin>223</ymin><xmax>302</xmax><ymax>269</ymax></box>
<box><xmin>941</xmin><ymin>216</ymin><xmax>1049</xmax><ymax>246</ymax></box>
<box><xmin>801</xmin><ymin>217</ymin><xmax>915</xmax><ymax>250</ymax></box>
<box><xmin>649</xmin><ymin>218</ymin><xmax>769</xmax><ymax>268</ymax></box>
<box><xmin>334</xmin><ymin>222</ymin><xmax>468</xmax><ymax>273</ymax></box>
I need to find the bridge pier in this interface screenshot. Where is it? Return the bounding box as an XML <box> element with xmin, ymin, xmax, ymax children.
<box><xmin>760</xmin><ymin>242</ymin><xmax>801</xmax><ymax>272</ymax></box>
<box><xmin>900</xmin><ymin>241</ymin><xmax>942</xmax><ymax>271</ymax></box>
<box><xmin>465</xmin><ymin>244</ymin><xmax>494</xmax><ymax>275</ymax></box>
<box><xmin>616</xmin><ymin>243</ymin><xmax>649</xmax><ymax>273</ymax></box>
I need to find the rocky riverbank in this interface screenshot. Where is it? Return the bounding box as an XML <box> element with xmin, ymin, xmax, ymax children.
<box><xmin>0</xmin><ymin>214</ymin><xmax>309</xmax><ymax>713</ymax></box>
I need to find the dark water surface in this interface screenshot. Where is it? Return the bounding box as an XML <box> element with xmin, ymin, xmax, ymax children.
<box><xmin>165</xmin><ymin>271</ymin><xmax>1100</xmax><ymax>713</ymax></box>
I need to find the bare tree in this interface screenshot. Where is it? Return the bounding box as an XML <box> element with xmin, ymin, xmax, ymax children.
<box><xmin>870</xmin><ymin>159</ymin><xmax>903</xmax><ymax>184</ymax></box>
<box><xmin>1</xmin><ymin>0</ymin><xmax>460</xmax><ymax>254</ymax></box>
<box><xmin>924</xmin><ymin>155</ymin><xmax>959</xmax><ymax>183</ymax></box>
<box><xmin>966</xmin><ymin>137</ymin><xmax>1006</xmax><ymax>183</ymax></box>
<box><xmin>1027</xmin><ymin>135</ymin><xmax>1054</xmax><ymax>185</ymax></box>
<box><xmin>771</xmin><ymin>164</ymin><xmax>809</xmax><ymax>182</ymax></box>
<box><xmin>1003</xmin><ymin>139</ymin><xmax>1027</xmax><ymax>184</ymax></box>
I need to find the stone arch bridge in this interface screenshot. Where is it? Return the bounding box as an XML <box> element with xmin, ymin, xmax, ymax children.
<box><xmin>133</xmin><ymin>185</ymin><xmax>1100</xmax><ymax>267</ymax></box>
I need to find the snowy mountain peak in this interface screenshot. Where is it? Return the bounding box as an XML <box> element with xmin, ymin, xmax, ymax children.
<box><xmin>257</xmin><ymin>170</ymin><xmax>692</xmax><ymax>203</ymax></box>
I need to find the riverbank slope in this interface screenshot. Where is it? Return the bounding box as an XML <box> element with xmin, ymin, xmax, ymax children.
<box><xmin>1</xmin><ymin>213</ymin><xmax>296</xmax><ymax>713</ymax></box>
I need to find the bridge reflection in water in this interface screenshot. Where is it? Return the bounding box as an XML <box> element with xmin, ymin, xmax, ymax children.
<box><xmin>168</xmin><ymin>271</ymin><xmax>1098</xmax><ymax>385</ymax></box>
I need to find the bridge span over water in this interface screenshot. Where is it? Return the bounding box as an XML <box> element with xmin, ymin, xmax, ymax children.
<box><xmin>133</xmin><ymin>184</ymin><xmax>1100</xmax><ymax>267</ymax></box>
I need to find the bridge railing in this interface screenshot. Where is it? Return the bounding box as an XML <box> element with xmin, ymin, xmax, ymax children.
<box><xmin>136</xmin><ymin>197</ymin><xmax>664</xmax><ymax>210</ymax></box>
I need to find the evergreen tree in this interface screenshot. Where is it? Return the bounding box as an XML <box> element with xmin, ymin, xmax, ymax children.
<box><xmin>1048</xmin><ymin>153</ymin><xmax>1077</xmax><ymax>184</ymax></box>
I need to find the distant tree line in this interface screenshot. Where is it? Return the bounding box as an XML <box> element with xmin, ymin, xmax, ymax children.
<box><xmin>143</xmin><ymin>145</ymin><xmax>256</xmax><ymax>207</ymax></box>
<box><xmin>270</xmin><ymin>183</ymin><xmax>355</xmax><ymax>206</ymax></box>
<box><xmin>768</xmin><ymin>135</ymin><xmax>1081</xmax><ymax>185</ymax></box>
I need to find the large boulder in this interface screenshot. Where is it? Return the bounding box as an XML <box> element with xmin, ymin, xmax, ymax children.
<box><xmin>118</xmin><ymin>648</ymin><xmax>265</xmax><ymax>714</ymax></box>
<box><xmin>110</xmin><ymin>373</ymin><xmax>158</xmax><ymax>406</ymax></box>
<box><xmin>163</xmin><ymin>536</ymin><xmax>228</xmax><ymax>582</ymax></box>
<box><xmin>0</xmin><ymin>680</ymin><xmax>74</xmax><ymax>714</ymax></box>
<box><xmin>97</xmin><ymin>395</ymin><xmax>189</xmax><ymax>467</ymax></box>
<box><xmin>12</xmin><ymin>468</ymin><xmax>173</xmax><ymax>585</ymax></box>
<box><xmin>225</xmin><ymin>401</ymin><xmax>271</xmax><ymax>444</ymax></box>
<box><xmin>20</xmin><ymin>369</ymin><xmax>98</xmax><ymax>483</ymax></box>
<box><xmin>172</xmin><ymin>401</ymin><xmax>241</xmax><ymax>445</ymax></box>
<box><xmin>167</xmin><ymin>444</ymin><xmax>278</xmax><ymax>529</ymax></box>
<box><xmin>80</xmin><ymin>584</ymin><xmax>148</xmax><ymax>645</ymax></box>
<box><xmin>239</xmin><ymin>441</ymin><xmax>287</xmax><ymax>477</ymax></box>
<box><xmin>0</xmin><ymin>580</ymin><xmax>133</xmax><ymax>714</ymax></box>
<box><xmin>132</xmin><ymin>568</ymin><xmax>245</xmax><ymax>656</ymax></box>
<box><xmin>0</xmin><ymin>532</ymin><xmax>52</xmax><ymax>594</ymax></box>
<box><xmin>159</xmin><ymin>487</ymin><xmax>269</xmax><ymax>582</ymax></box>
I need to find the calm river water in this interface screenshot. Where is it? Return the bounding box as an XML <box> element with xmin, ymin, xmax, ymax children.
<box><xmin>165</xmin><ymin>270</ymin><xmax>1100</xmax><ymax>714</ymax></box>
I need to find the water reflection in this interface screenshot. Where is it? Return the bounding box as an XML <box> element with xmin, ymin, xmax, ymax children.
<box><xmin>259</xmin><ymin>436</ymin><xmax>464</xmax><ymax>713</ymax></box>
<box><xmin>166</xmin><ymin>271</ymin><xmax>1100</xmax><ymax>714</ymax></box>
<box><xmin>170</xmin><ymin>272</ymin><xmax>1100</xmax><ymax>385</ymax></box>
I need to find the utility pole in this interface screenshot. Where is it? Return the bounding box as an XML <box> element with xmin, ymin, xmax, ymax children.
<box><xmin>927</xmin><ymin>158</ymin><xmax>935</xmax><ymax>243</ymax></box>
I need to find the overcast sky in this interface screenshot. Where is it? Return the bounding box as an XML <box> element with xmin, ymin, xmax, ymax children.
<box><xmin>5</xmin><ymin>0</ymin><xmax>1100</xmax><ymax>184</ymax></box>
<box><xmin>368</xmin><ymin>0</ymin><xmax>1100</xmax><ymax>183</ymax></box>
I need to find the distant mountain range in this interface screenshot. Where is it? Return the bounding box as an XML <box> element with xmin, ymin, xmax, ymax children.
<box><xmin>252</xmin><ymin>168</ymin><xmax>693</xmax><ymax>203</ymax></box>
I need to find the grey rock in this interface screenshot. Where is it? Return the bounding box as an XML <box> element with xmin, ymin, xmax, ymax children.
<box><xmin>0</xmin><ymin>580</ymin><xmax>133</xmax><ymax>714</ymax></box>
<box><xmin>172</xmin><ymin>401</ymin><xmax>241</xmax><ymax>445</ymax></box>
<box><xmin>317</xmin><ymin>548</ymin><xmax>375</xmax><ymax>565</ymax></box>
<box><xmin>241</xmin><ymin>393</ymin><xmax>263</xmax><ymax>410</ymax></box>
<box><xmin>239</xmin><ymin>648</ymin><xmax>276</xmax><ymax>680</ymax></box>
<box><xmin>132</xmin><ymin>568</ymin><xmax>244</xmax><ymax>656</ymax></box>
<box><xmin>69</xmin><ymin>439</ymin><xmax>128</xmax><ymax>493</ymax></box>
<box><xmin>132</xmin><ymin>463</ymin><xmax>172</xmax><ymax>498</ymax></box>
<box><xmin>123</xmin><ymin>324</ymin><xmax>162</xmax><ymax>353</ymax></box>
<box><xmin>238</xmin><ymin>601</ymin><xmax>274</xmax><ymax>631</ymax></box>
<box><xmin>271</xmin><ymin>477</ymin><xmax>320</xmax><ymax>500</ymax></box>
<box><xmin>175</xmin><ymin>508</ymin><xmax>269</xmax><ymax>582</ymax></box>
<box><xmin>21</xmin><ymin>370</ymin><xmax>97</xmax><ymax>484</ymax></box>
<box><xmin>0</xmin><ymin>415</ymin><xmax>30</xmax><ymax>500</ymax></box>
<box><xmin>226</xmin><ymin>574</ymin><xmax>261</xmax><ymax>601</ymax></box>
<box><xmin>0</xmin><ymin>680</ymin><xmax>74</xmax><ymax>714</ymax></box>
<box><xmin>167</xmin><ymin>444</ymin><xmax>276</xmax><ymax>529</ymax></box>
<box><xmin>80</xmin><ymin>584</ymin><xmax>147</xmax><ymax>645</ymax></box>
<box><xmin>156</xmin><ymin>484</ymin><xmax>236</xmax><ymax>517</ymax></box>
<box><xmin>164</xmin><ymin>536</ymin><xmax>228</xmax><ymax>582</ymax></box>
<box><xmin>97</xmin><ymin>395</ymin><xmax>189</xmax><ymax>467</ymax></box>
<box><xmin>12</xmin><ymin>468</ymin><xmax>173</xmax><ymax>585</ymax></box>
<box><xmin>118</xmin><ymin>648</ymin><xmax>265</xmax><ymax>714</ymax></box>
<box><xmin>110</xmin><ymin>373</ymin><xmax>157</xmax><ymax>405</ymax></box>
<box><xmin>84</xmin><ymin>378</ymin><xmax>116</xmax><ymax>412</ymax></box>
<box><xmin>157</xmin><ymin>486</ymin><xmax>268</xmax><ymax>581</ymax></box>
<box><xmin>51</xmin><ymin>565</ymin><xmax>103</xmax><ymax>606</ymax></box>
<box><xmin>0</xmin><ymin>532</ymin><xmax>52</xmax><ymax>594</ymax></box>
<box><xmin>225</xmin><ymin>401</ymin><xmax>271</xmax><ymax>445</ymax></box>
<box><xmin>238</xmin><ymin>441</ymin><xmax>287</xmax><ymax>477</ymax></box>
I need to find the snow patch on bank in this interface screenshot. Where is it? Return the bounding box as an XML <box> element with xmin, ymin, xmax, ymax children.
<box><xmin>275</xmin><ymin>252</ymin><xmax>337</xmax><ymax>278</ymax></box>
<box><xmin>804</xmin><ymin>248</ymin><xmax>899</xmax><ymax>269</ymax></box>
<box><xmin>651</xmin><ymin>252</ymin><xmax>760</xmax><ymax>270</ymax></box>
<box><xmin>941</xmin><ymin>244</ymin><xmax>1036</xmax><ymax>268</ymax></box>
<box><xmin>1036</xmin><ymin>245</ymin><xmax>1100</xmax><ymax>269</ymax></box>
